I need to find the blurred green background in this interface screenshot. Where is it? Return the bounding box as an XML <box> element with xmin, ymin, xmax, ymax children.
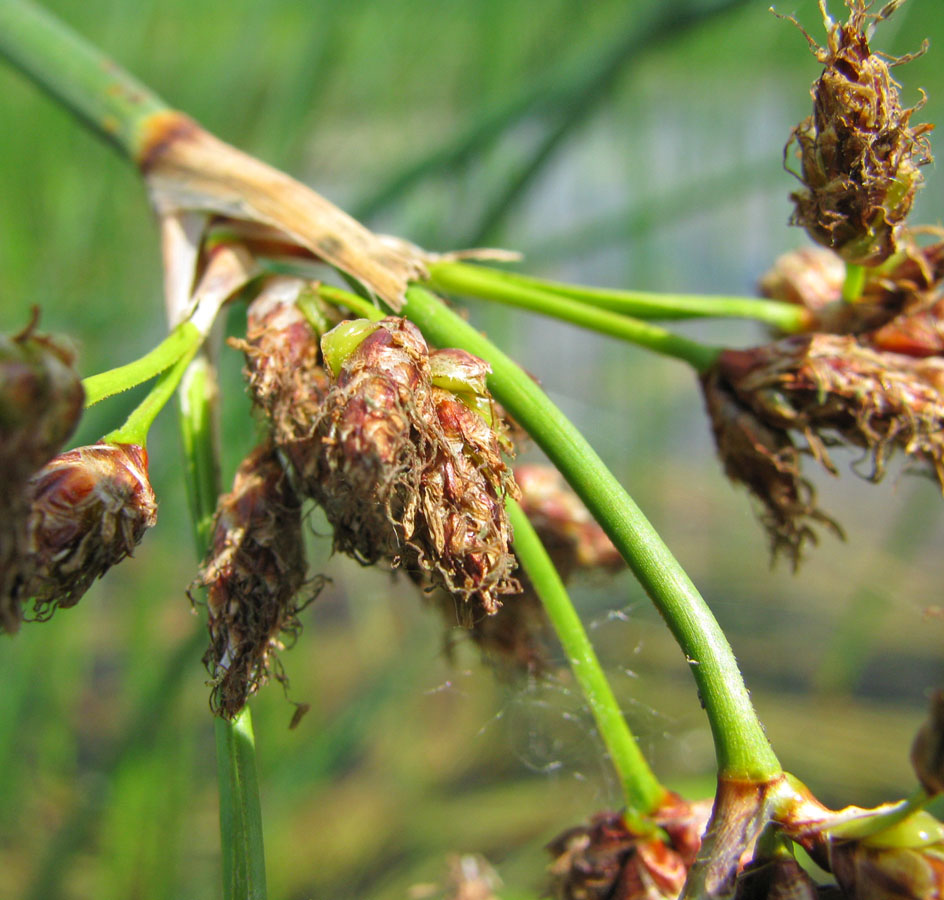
<box><xmin>1</xmin><ymin>0</ymin><xmax>943</xmax><ymax>898</ymax></box>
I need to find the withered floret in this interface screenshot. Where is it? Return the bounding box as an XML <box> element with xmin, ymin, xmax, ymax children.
<box><xmin>197</xmin><ymin>442</ymin><xmax>313</xmax><ymax>718</ymax></box>
<box><xmin>703</xmin><ymin>334</ymin><xmax>944</xmax><ymax>564</ymax></box>
<box><xmin>784</xmin><ymin>0</ymin><xmax>933</xmax><ymax>265</ymax></box>
<box><xmin>23</xmin><ymin>443</ymin><xmax>157</xmax><ymax>620</ymax></box>
<box><xmin>0</xmin><ymin>320</ymin><xmax>84</xmax><ymax>633</ymax></box>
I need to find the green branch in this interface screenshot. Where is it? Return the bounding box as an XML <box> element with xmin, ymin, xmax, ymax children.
<box><xmin>428</xmin><ymin>261</ymin><xmax>810</xmax><ymax>335</ymax></box>
<box><xmin>402</xmin><ymin>286</ymin><xmax>781</xmax><ymax>782</ymax></box>
<box><xmin>507</xmin><ymin>500</ymin><xmax>667</xmax><ymax>820</ymax></box>
<box><xmin>83</xmin><ymin>322</ymin><xmax>202</xmax><ymax>407</ymax></box>
<box><xmin>0</xmin><ymin>0</ymin><xmax>169</xmax><ymax>158</ymax></box>
<box><xmin>426</xmin><ymin>261</ymin><xmax>723</xmax><ymax>372</ymax></box>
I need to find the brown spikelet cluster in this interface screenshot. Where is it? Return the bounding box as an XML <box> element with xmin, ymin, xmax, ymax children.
<box><xmin>23</xmin><ymin>443</ymin><xmax>157</xmax><ymax>621</ymax></box>
<box><xmin>0</xmin><ymin>320</ymin><xmax>84</xmax><ymax>632</ymax></box>
<box><xmin>197</xmin><ymin>442</ymin><xmax>313</xmax><ymax>718</ymax></box>
<box><xmin>702</xmin><ymin>334</ymin><xmax>944</xmax><ymax>563</ymax></box>
<box><xmin>785</xmin><ymin>0</ymin><xmax>933</xmax><ymax>265</ymax></box>
<box><xmin>304</xmin><ymin>317</ymin><xmax>520</xmax><ymax>615</ymax></box>
<box><xmin>546</xmin><ymin>796</ymin><xmax>711</xmax><ymax>900</ymax></box>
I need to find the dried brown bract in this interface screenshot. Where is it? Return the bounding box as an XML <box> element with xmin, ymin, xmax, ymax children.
<box><xmin>704</xmin><ymin>334</ymin><xmax>944</xmax><ymax>563</ymax></box>
<box><xmin>1</xmin><ymin>319</ymin><xmax>84</xmax><ymax>632</ymax></box>
<box><xmin>783</xmin><ymin>0</ymin><xmax>933</xmax><ymax>264</ymax></box>
<box><xmin>197</xmin><ymin>442</ymin><xmax>313</xmax><ymax>718</ymax></box>
<box><xmin>308</xmin><ymin>318</ymin><xmax>520</xmax><ymax>615</ymax></box>
<box><xmin>546</xmin><ymin>796</ymin><xmax>711</xmax><ymax>900</ymax></box>
<box><xmin>22</xmin><ymin>443</ymin><xmax>157</xmax><ymax>621</ymax></box>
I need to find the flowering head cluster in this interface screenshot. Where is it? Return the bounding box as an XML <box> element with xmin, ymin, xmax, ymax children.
<box><xmin>197</xmin><ymin>442</ymin><xmax>313</xmax><ymax>718</ymax></box>
<box><xmin>23</xmin><ymin>442</ymin><xmax>158</xmax><ymax>621</ymax></box>
<box><xmin>703</xmin><ymin>333</ymin><xmax>944</xmax><ymax>563</ymax></box>
<box><xmin>309</xmin><ymin>317</ymin><xmax>520</xmax><ymax>614</ymax></box>
<box><xmin>785</xmin><ymin>0</ymin><xmax>932</xmax><ymax>264</ymax></box>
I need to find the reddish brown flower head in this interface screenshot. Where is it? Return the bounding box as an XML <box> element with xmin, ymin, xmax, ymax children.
<box><xmin>784</xmin><ymin>0</ymin><xmax>932</xmax><ymax>264</ymax></box>
<box><xmin>1</xmin><ymin>321</ymin><xmax>84</xmax><ymax>633</ymax></box>
<box><xmin>197</xmin><ymin>442</ymin><xmax>312</xmax><ymax>718</ymax></box>
<box><xmin>22</xmin><ymin>443</ymin><xmax>157</xmax><ymax>621</ymax></box>
<box><xmin>308</xmin><ymin>318</ymin><xmax>520</xmax><ymax>615</ymax></box>
<box><xmin>704</xmin><ymin>333</ymin><xmax>944</xmax><ymax>563</ymax></box>
<box><xmin>701</xmin><ymin>361</ymin><xmax>839</xmax><ymax>566</ymax></box>
<box><xmin>546</xmin><ymin>796</ymin><xmax>711</xmax><ymax>900</ymax></box>
<box><xmin>0</xmin><ymin>321</ymin><xmax>84</xmax><ymax>478</ymax></box>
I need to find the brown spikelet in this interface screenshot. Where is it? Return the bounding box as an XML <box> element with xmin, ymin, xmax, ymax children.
<box><xmin>704</xmin><ymin>333</ymin><xmax>944</xmax><ymax>563</ymax></box>
<box><xmin>0</xmin><ymin>319</ymin><xmax>84</xmax><ymax>632</ymax></box>
<box><xmin>701</xmin><ymin>362</ymin><xmax>840</xmax><ymax>566</ymax></box>
<box><xmin>546</xmin><ymin>796</ymin><xmax>711</xmax><ymax>900</ymax></box>
<box><xmin>22</xmin><ymin>443</ymin><xmax>157</xmax><ymax>621</ymax></box>
<box><xmin>197</xmin><ymin>442</ymin><xmax>314</xmax><ymax>718</ymax></box>
<box><xmin>783</xmin><ymin>0</ymin><xmax>933</xmax><ymax>264</ymax></box>
<box><xmin>425</xmin><ymin>464</ymin><xmax>623</xmax><ymax>677</ymax></box>
<box><xmin>230</xmin><ymin>278</ymin><xmax>338</xmax><ymax>444</ymax></box>
<box><xmin>306</xmin><ymin>318</ymin><xmax>520</xmax><ymax>615</ymax></box>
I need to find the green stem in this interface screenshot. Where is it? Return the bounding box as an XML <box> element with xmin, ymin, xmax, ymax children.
<box><xmin>431</xmin><ymin>262</ymin><xmax>810</xmax><ymax>332</ymax></box>
<box><xmin>102</xmin><ymin>341</ymin><xmax>200</xmax><ymax>446</ymax></box>
<box><xmin>178</xmin><ymin>349</ymin><xmax>268</xmax><ymax>899</ymax></box>
<box><xmin>314</xmin><ymin>284</ymin><xmax>384</xmax><ymax>322</ymax></box>
<box><xmin>0</xmin><ymin>0</ymin><xmax>169</xmax><ymax>158</ymax></box>
<box><xmin>841</xmin><ymin>263</ymin><xmax>867</xmax><ymax>303</ymax></box>
<box><xmin>426</xmin><ymin>261</ymin><xmax>722</xmax><ymax>372</ymax></box>
<box><xmin>82</xmin><ymin>321</ymin><xmax>202</xmax><ymax>407</ymax></box>
<box><xmin>507</xmin><ymin>500</ymin><xmax>667</xmax><ymax>820</ymax></box>
<box><xmin>215</xmin><ymin>710</ymin><xmax>267</xmax><ymax>900</ymax></box>
<box><xmin>401</xmin><ymin>286</ymin><xmax>781</xmax><ymax>782</ymax></box>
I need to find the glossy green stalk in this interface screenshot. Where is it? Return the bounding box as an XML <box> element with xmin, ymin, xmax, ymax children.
<box><xmin>402</xmin><ymin>286</ymin><xmax>781</xmax><ymax>781</ymax></box>
<box><xmin>0</xmin><ymin>0</ymin><xmax>169</xmax><ymax>158</ymax></box>
<box><xmin>83</xmin><ymin>321</ymin><xmax>202</xmax><ymax>407</ymax></box>
<box><xmin>426</xmin><ymin>261</ymin><xmax>721</xmax><ymax>372</ymax></box>
<box><xmin>508</xmin><ymin>500</ymin><xmax>667</xmax><ymax>820</ymax></box>
<box><xmin>102</xmin><ymin>342</ymin><xmax>200</xmax><ymax>447</ymax></box>
<box><xmin>428</xmin><ymin>261</ymin><xmax>811</xmax><ymax>333</ymax></box>
<box><xmin>215</xmin><ymin>710</ymin><xmax>267</xmax><ymax>900</ymax></box>
<box><xmin>178</xmin><ymin>350</ymin><xmax>268</xmax><ymax>900</ymax></box>
<box><xmin>842</xmin><ymin>263</ymin><xmax>867</xmax><ymax>303</ymax></box>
